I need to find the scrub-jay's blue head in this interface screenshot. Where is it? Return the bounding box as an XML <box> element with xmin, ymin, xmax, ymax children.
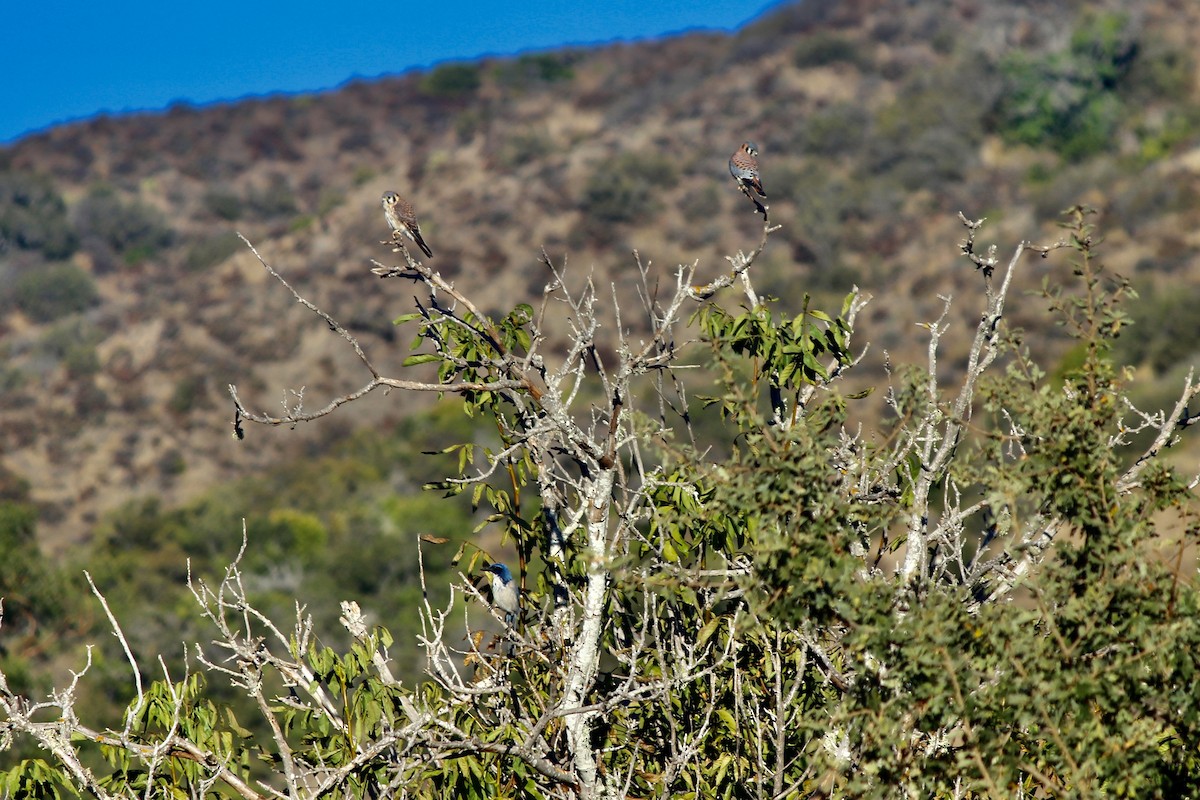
<box><xmin>485</xmin><ymin>563</ymin><xmax>519</xmax><ymax>625</ymax></box>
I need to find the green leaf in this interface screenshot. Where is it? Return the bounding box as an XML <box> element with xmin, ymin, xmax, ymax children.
<box><xmin>696</xmin><ymin>617</ymin><xmax>721</xmax><ymax>648</ymax></box>
<box><xmin>403</xmin><ymin>353</ymin><xmax>443</xmax><ymax>367</ymax></box>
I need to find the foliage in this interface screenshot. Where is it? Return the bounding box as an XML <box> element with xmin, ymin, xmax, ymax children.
<box><xmin>246</xmin><ymin>174</ymin><xmax>298</xmax><ymax>219</ymax></box>
<box><xmin>1114</xmin><ymin>285</ymin><xmax>1200</xmax><ymax>374</ymax></box>
<box><xmin>7</xmin><ymin>2</ymin><xmax>1200</xmax><ymax>792</ymax></box>
<box><xmin>6</xmin><ymin>184</ymin><xmax>1200</xmax><ymax>800</ymax></box>
<box><xmin>994</xmin><ymin>12</ymin><xmax>1139</xmax><ymax>161</ymax></box>
<box><xmin>868</xmin><ymin>58</ymin><xmax>997</xmax><ymax>189</ymax></box>
<box><xmin>1121</xmin><ymin>34</ymin><xmax>1195</xmax><ymax>104</ymax></box>
<box><xmin>168</xmin><ymin>373</ymin><xmax>210</xmax><ymax>413</ymax></box>
<box><xmin>316</xmin><ymin>188</ymin><xmax>344</xmax><ymax>217</ymax></box>
<box><xmin>37</xmin><ymin>318</ymin><xmax>105</xmax><ymax>375</ymax></box>
<box><xmin>792</xmin><ymin>102</ymin><xmax>870</xmax><ymax>159</ymax></box>
<box><xmin>496</xmin><ymin>131</ymin><xmax>553</xmax><ymax>169</ymax></box>
<box><xmin>792</xmin><ymin>33</ymin><xmax>870</xmax><ymax>70</ymax></box>
<box><xmin>420</xmin><ymin>63</ymin><xmax>483</xmax><ymax>98</ymax></box>
<box><xmin>8</xmin><ymin>262</ymin><xmax>99</xmax><ymax>322</ymax></box>
<box><xmin>72</xmin><ymin>186</ymin><xmax>174</xmax><ymax>265</ymax></box>
<box><xmin>578</xmin><ymin>150</ymin><xmax>680</xmax><ymax>226</ymax></box>
<box><xmin>0</xmin><ymin>171</ymin><xmax>77</xmax><ymax>258</ymax></box>
<box><xmin>183</xmin><ymin>230</ymin><xmax>242</xmax><ymax>271</ymax></box>
<box><xmin>202</xmin><ymin>188</ymin><xmax>244</xmax><ymax>221</ymax></box>
<box><xmin>0</xmin><ymin>500</ymin><xmax>85</xmax><ymax>691</ymax></box>
<box><xmin>494</xmin><ymin>53</ymin><xmax>575</xmax><ymax>89</ymax></box>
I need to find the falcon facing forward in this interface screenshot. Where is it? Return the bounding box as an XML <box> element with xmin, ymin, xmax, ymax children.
<box><xmin>381</xmin><ymin>191</ymin><xmax>433</xmax><ymax>258</ymax></box>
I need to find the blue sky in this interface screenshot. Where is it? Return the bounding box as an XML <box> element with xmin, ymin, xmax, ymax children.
<box><xmin>1</xmin><ymin>1</ymin><xmax>781</xmax><ymax>144</ymax></box>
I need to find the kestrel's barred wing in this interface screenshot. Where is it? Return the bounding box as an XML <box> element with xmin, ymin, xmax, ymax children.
<box><xmin>381</xmin><ymin>191</ymin><xmax>434</xmax><ymax>258</ymax></box>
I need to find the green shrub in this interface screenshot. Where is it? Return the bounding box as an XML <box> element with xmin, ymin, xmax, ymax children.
<box><xmin>794</xmin><ymin>102</ymin><xmax>870</xmax><ymax>158</ymax></box>
<box><xmin>1121</xmin><ymin>36</ymin><xmax>1195</xmax><ymax>103</ymax></box>
<box><xmin>201</xmin><ymin>188</ymin><xmax>243</xmax><ymax>221</ymax></box>
<box><xmin>995</xmin><ymin>12</ymin><xmax>1138</xmax><ymax>160</ymax></box>
<box><xmin>793</xmin><ymin>33</ymin><xmax>870</xmax><ymax>69</ymax></box>
<box><xmin>1070</xmin><ymin>10</ymin><xmax>1137</xmax><ymax>88</ymax></box>
<box><xmin>288</xmin><ymin>214</ymin><xmax>315</xmax><ymax>232</ymax></box>
<box><xmin>63</xmin><ymin>344</ymin><xmax>100</xmax><ymax>377</ymax></box>
<box><xmin>579</xmin><ymin>151</ymin><xmax>680</xmax><ymax>224</ymax></box>
<box><xmin>496</xmin><ymin>131</ymin><xmax>553</xmax><ymax>169</ymax></box>
<box><xmin>1136</xmin><ymin>107</ymin><xmax>1200</xmax><ymax>163</ymax></box>
<box><xmin>10</xmin><ymin>263</ymin><xmax>98</xmax><ymax>322</ymax></box>
<box><xmin>246</xmin><ymin>175</ymin><xmax>298</xmax><ymax>218</ymax></box>
<box><xmin>32</xmin><ymin>318</ymin><xmax>104</xmax><ymax>379</ymax></box>
<box><xmin>0</xmin><ymin>172</ymin><xmax>76</xmax><ymax>258</ymax></box>
<box><xmin>0</xmin><ymin>502</ymin><xmax>75</xmax><ymax>642</ymax></box>
<box><xmin>183</xmin><ymin>231</ymin><xmax>241</xmax><ymax>272</ymax></box>
<box><xmin>72</xmin><ymin>187</ymin><xmax>173</xmax><ymax>260</ymax></box>
<box><xmin>261</xmin><ymin>508</ymin><xmax>330</xmax><ymax>563</ymax></box>
<box><xmin>0</xmin><ymin>366</ymin><xmax>26</xmax><ymax>396</ymax></box>
<box><xmin>169</xmin><ymin>374</ymin><xmax>209</xmax><ymax>414</ymax></box>
<box><xmin>495</xmin><ymin>53</ymin><xmax>575</xmax><ymax>88</ymax></box>
<box><xmin>1113</xmin><ymin>287</ymin><xmax>1200</xmax><ymax>374</ymax></box>
<box><xmin>158</xmin><ymin>449</ymin><xmax>187</xmax><ymax>477</ymax></box>
<box><xmin>420</xmin><ymin>63</ymin><xmax>482</xmax><ymax>98</ymax></box>
<box><xmin>316</xmin><ymin>189</ymin><xmax>343</xmax><ymax>217</ymax></box>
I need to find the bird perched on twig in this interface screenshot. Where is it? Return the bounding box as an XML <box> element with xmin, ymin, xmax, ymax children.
<box><xmin>729</xmin><ymin>141</ymin><xmax>768</xmax><ymax>218</ymax></box>
<box><xmin>485</xmin><ymin>563</ymin><xmax>520</xmax><ymax>626</ymax></box>
<box><xmin>381</xmin><ymin>190</ymin><xmax>434</xmax><ymax>258</ymax></box>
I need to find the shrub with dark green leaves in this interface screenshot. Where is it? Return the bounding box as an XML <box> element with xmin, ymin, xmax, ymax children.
<box><xmin>0</xmin><ymin>500</ymin><xmax>80</xmax><ymax>666</ymax></box>
<box><xmin>72</xmin><ymin>186</ymin><xmax>174</xmax><ymax>264</ymax></box>
<box><xmin>168</xmin><ymin>374</ymin><xmax>210</xmax><ymax>414</ymax></box>
<box><xmin>995</xmin><ymin>11</ymin><xmax>1140</xmax><ymax>160</ymax></box>
<box><xmin>496</xmin><ymin>131</ymin><xmax>553</xmax><ymax>169</ymax></box>
<box><xmin>1113</xmin><ymin>286</ymin><xmax>1200</xmax><ymax>374</ymax></box>
<box><xmin>0</xmin><ymin>171</ymin><xmax>76</xmax><ymax>258</ymax></box>
<box><xmin>793</xmin><ymin>102</ymin><xmax>870</xmax><ymax>158</ymax></box>
<box><xmin>420</xmin><ymin>63</ymin><xmax>482</xmax><ymax>98</ymax></box>
<box><xmin>9</xmin><ymin>263</ymin><xmax>98</xmax><ymax>322</ymax></box>
<box><xmin>201</xmin><ymin>188</ymin><xmax>243</xmax><ymax>221</ymax></box>
<box><xmin>1122</xmin><ymin>35</ymin><xmax>1195</xmax><ymax>104</ymax></box>
<box><xmin>793</xmin><ymin>32</ymin><xmax>870</xmax><ymax>69</ymax></box>
<box><xmin>246</xmin><ymin>174</ymin><xmax>298</xmax><ymax>219</ymax></box>
<box><xmin>579</xmin><ymin>150</ymin><xmax>680</xmax><ymax>224</ymax></box>
<box><xmin>494</xmin><ymin>53</ymin><xmax>575</xmax><ymax>89</ymax></box>
<box><xmin>183</xmin><ymin>231</ymin><xmax>241</xmax><ymax>272</ymax></box>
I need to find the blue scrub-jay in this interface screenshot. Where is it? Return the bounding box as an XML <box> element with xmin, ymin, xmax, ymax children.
<box><xmin>485</xmin><ymin>563</ymin><xmax>519</xmax><ymax>626</ymax></box>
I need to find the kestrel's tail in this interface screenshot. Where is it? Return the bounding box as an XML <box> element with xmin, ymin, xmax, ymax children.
<box><xmin>412</xmin><ymin>229</ymin><xmax>434</xmax><ymax>259</ymax></box>
<box><xmin>748</xmin><ymin>177</ymin><xmax>766</xmax><ymax>198</ymax></box>
<box><xmin>737</xmin><ymin>183</ymin><xmax>769</xmax><ymax>219</ymax></box>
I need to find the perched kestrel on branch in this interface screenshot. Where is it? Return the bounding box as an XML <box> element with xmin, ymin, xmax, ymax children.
<box><xmin>381</xmin><ymin>190</ymin><xmax>433</xmax><ymax>258</ymax></box>
<box><xmin>729</xmin><ymin>141</ymin><xmax>766</xmax><ymax>199</ymax></box>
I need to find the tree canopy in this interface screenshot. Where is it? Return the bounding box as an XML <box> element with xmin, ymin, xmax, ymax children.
<box><xmin>3</xmin><ymin>205</ymin><xmax>1200</xmax><ymax>799</ymax></box>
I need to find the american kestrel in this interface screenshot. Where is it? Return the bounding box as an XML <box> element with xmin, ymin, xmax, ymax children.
<box><xmin>381</xmin><ymin>191</ymin><xmax>433</xmax><ymax>258</ymax></box>
<box><xmin>729</xmin><ymin>141</ymin><xmax>766</xmax><ymax>199</ymax></box>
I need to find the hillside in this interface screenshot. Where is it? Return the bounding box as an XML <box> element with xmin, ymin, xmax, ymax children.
<box><xmin>2</xmin><ymin>0</ymin><xmax>1200</xmax><ymax>553</ymax></box>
